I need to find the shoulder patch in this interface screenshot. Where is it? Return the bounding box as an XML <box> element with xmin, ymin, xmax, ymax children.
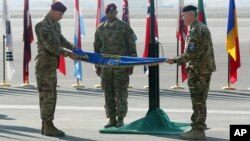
<box><xmin>188</xmin><ymin>42</ymin><xmax>195</xmax><ymax>52</ymax></box>
<box><xmin>132</xmin><ymin>33</ymin><xmax>137</xmax><ymax>41</ymax></box>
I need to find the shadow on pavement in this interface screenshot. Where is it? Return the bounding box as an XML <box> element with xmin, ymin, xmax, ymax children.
<box><xmin>58</xmin><ymin>135</ymin><xmax>96</xmax><ymax>141</ymax></box>
<box><xmin>0</xmin><ymin>125</ymin><xmax>41</xmax><ymax>140</ymax></box>
<box><xmin>0</xmin><ymin>114</ymin><xmax>15</xmax><ymax>120</ymax></box>
<box><xmin>0</xmin><ymin>125</ymin><xmax>95</xmax><ymax>141</ymax></box>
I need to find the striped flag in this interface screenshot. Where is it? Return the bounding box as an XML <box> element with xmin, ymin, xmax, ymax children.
<box><xmin>122</xmin><ymin>0</ymin><xmax>130</xmax><ymax>24</ymax></box>
<box><xmin>176</xmin><ymin>0</ymin><xmax>187</xmax><ymax>82</ymax></box>
<box><xmin>96</xmin><ymin>0</ymin><xmax>107</xmax><ymax>28</ymax></box>
<box><xmin>143</xmin><ymin>0</ymin><xmax>158</xmax><ymax>74</ymax></box>
<box><xmin>2</xmin><ymin>0</ymin><xmax>15</xmax><ymax>81</ymax></box>
<box><xmin>226</xmin><ymin>0</ymin><xmax>241</xmax><ymax>84</ymax></box>
<box><xmin>74</xmin><ymin>0</ymin><xmax>85</xmax><ymax>81</ymax></box>
<box><xmin>23</xmin><ymin>0</ymin><xmax>34</xmax><ymax>83</ymax></box>
<box><xmin>198</xmin><ymin>0</ymin><xmax>207</xmax><ymax>25</ymax></box>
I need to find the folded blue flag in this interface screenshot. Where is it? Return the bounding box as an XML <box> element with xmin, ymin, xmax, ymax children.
<box><xmin>73</xmin><ymin>48</ymin><xmax>167</xmax><ymax>67</ymax></box>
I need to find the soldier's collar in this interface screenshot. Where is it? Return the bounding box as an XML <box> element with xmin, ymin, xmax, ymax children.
<box><xmin>45</xmin><ymin>14</ymin><xmax>57</xmax><ymax>25</ymax></box>
<box><xmin>190</xmin><ymin>20</ymin><xmax>198</xmax><ymax>29</ymax></box>
<box><xmin>105</xmin><ymin>18</ymin><xmax>118</xmax><ymax>27</ymax></box>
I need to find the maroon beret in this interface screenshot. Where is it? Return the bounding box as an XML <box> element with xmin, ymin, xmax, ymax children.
<box><xmin>105</xmin><ymin>3</ymin><xmax>117</xmax><ymax>14</ymax></box>
<box><xmin>51</xmin><ymin>2</ymin><xmax>67</xmax><ymax>13</ymax></box>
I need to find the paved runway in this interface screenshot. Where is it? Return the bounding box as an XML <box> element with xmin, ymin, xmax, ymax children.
<box><xmin>0</xmin><ymin>87</ymin><xmax>250</xmax><ymax>141</ymax></box>
<box><xmin>0</xmin><ymin>18</ymin><xmax>250</xmax><ymax>140</ymax></box>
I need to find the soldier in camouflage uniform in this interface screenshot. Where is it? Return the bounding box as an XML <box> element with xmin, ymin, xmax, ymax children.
<box><xmin>35</xmin><ymin>2</ymin><xmax>80</xmax><ymax>137</ymax></box>
<box><xmin>94</xmin><ymin>3</ymin><xmax>137</xmax><ymax>128</ymax></box>
<box><xmin>167</xmin><ymin>5</ymin><xmax>216</xmax><ymax>140</ymax></box>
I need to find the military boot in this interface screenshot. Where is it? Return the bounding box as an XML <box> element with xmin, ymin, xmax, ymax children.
<box><xmin>44</xmin><ymin>121</ymin><xmax>65</xmax><ymax>137</ymax></box>
<box><xmin>104</xmin><ymin>117</ymin><xmax>116</xmax><ymax>128</ymax></box>
<box><xmin>180</xmin><ymin>129</ymin><xmax>205</xmax><ymax>140</ymax></box>
<box><xmin>41</xmin><ymin>120</ymin><xmax>45</xmax><ymax>135</ymax></box>
<box><xmin>116</xmin><ymin>117</ymin><xmax>124</xmax><ymax>128</ymax></box>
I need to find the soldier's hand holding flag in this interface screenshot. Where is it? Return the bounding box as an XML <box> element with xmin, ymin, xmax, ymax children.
<box><xmin>166</xmin><ymin>58</ymin><xmax>175</xmax><ymax>65</ymax></box>
<box><xmin>68</xmin><ymin>52</ymin><xmax>89</xmax><ymax>61</ymax></box>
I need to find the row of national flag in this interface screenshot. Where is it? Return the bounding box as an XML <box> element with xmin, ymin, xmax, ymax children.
<box><xmin>173</xmin><ymin>0</ymin><xmax>240</xmax><ymax>85</ymax></box>
<box><xmin>1</xmin><ymin>0</ymin><xmax>241</xmax><ymax>87</ymax></box>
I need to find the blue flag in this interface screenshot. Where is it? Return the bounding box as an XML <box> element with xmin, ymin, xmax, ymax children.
<box><xmin>74</xmin><ymin>49</ymin><xmax>167</xmax><ymax>67</ymax></box>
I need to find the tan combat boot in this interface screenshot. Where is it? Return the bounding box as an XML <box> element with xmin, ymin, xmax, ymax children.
<box><xmin>116</xmin><ymin>117</ymin><xmax>124</xmax><ymax>128</ymax></box>
<box><xmin>41</xmin><ymin>120</ymin><xmax>45</xmax><ymax>135</ymax></box>
<box><xmin>180</xmin><ymin>129</ymin><xmax>205</xmax><ymax>140</ymax></box>
<box><xmin>104</xmin><ymin>117</ymin><xmax>117</xmax><ymax>128</ymax></box>
<box><xmin>44</xmin><ymin>121</ymin><xmax>65</xmax><ymax>137</ymax></box>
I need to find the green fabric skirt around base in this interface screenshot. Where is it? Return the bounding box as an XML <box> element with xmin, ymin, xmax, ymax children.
<box><xmin>99</xmin><ymin>108</ymin><xmax>191</xmax><ymax>135</ymax></box>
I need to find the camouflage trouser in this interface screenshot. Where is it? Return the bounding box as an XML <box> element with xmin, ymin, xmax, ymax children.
<box><xmin>36</xmin><ymin>69</ymin><xmax>57</xmax><ymax>122</ymax></box>
<box><xmin>187</xmin><ymin>71</ymin><xmax>212</xmax><ymax>130</ymax></box>
<box><xmin>101</xmin><ymin>68</ymin><xmax>129</xmax><ymax>118</ymax></box>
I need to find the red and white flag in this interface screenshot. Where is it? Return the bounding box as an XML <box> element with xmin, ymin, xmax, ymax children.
<box><xmin>143</xmin><ymin>0</ymin><xmax>158</xmax><ymax>74</ymax></box>
<box><xmin>74</xmin><ymin>0</ymin><xmax>85</xmax><ymax>80</ymax></box>
<box><xmin>176</xmin><ymin>0</ymin><xmax>188</xmax><ymax>82</ymax></box>
<box><xmin>96</xmin><ymin>0</ymin><xmax>107</xmax><ymax>28</ymax></box>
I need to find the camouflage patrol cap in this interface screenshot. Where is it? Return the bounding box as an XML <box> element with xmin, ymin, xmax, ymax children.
<box><xmin>182</xmin><ymin>5</ymin><xmax>197</xmax><ymax>12</ymax></box>
<box><xmin>51</xmin><ymin>1</ymin><xmax>67</xmax><ymax>13</ymax></box>
<box><xmin>105</xmin><ymin>3</ymin><xmax>117</xmax><ymax>14</ymax></box>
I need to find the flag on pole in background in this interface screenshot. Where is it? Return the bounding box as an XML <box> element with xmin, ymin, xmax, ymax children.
<box><xmin>122</xmin><ymin>0</ymin><xmax>130</xmax><ymax>25</ymax></box>
<box><xmin>58</xmin><ymin>0</ymin><xmax>85</xmax><ymax>76</ymax></box>
<box><xmin>2</xmin><ymin>0</ymin><xmax>15</xmax><ymax>81</ymax></box>
<box><xmin>176</xmin><ymin>0</ymin><xmax>187</xmax><ymax>82</ymax></box>
<box><xmin>143</xmin><ymin>0</ymin><xmax>158</xmax><ymax>74</ymax></box>
<box><xmin>226</xmin><ymin>0</ymin><xmax>241</xmax><ymax>84</ymax></box>
<box><xmin>23</xmin><ymin>0</ymin><xmax>34</xmax><ymax>83</ymax></box>
<box><xmin>96</xmin><ymin>0</ymin><xmax>107</xmax><ymax>28</ymax></box>
<box><xmin>198</xmin><ymin>0</ymin><xmax>207</xmax><ymax>25</ymax></box>
<box><xmin>74</xmin><ymin>0</ymin><xmax>85</xmax><ymax>81</ymax></box>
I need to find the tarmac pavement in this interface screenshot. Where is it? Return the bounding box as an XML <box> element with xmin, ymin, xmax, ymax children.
<box><xmin>0</xmin><ymin>18</ymin><xmax>250</xmax><ymax>140</ymax></box>
<box><xmin>0</xmin><ymin>87</ymin><xmax>250</xmax><ymax>141</ymax></box>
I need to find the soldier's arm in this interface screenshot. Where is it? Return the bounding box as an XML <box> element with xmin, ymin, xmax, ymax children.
<box><xmin>60</xmin><ymin>35</ymin><xmax>77</xmax><ymax>51</ymax></box>
<box><xmin>175</xmin><ymin>27</ymin><xmax>209</xmax><ymax>65</ymax></box>
<box><xmin>35</xmin><ymin>24</ymin><xmax>70</xmax><ymax>57</ymax></box>
<box><xmin>125</xmin><ymin>26</ymin><xmax>137</xmax><ymax>57</ymax></box>
<box><xmin>93</xmin><ymin>30</ymin><xmax>101</xmax><ymax>53</ymax></box>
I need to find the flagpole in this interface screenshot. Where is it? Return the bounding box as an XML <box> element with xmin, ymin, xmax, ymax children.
<box><xmin>0</xmin><ymin>35</ymin><xmax>10</xmax><ymax>87</ymax></box>
<box><xmin>222</xmin><ymin>54</ymin><xmax>236</xmax><ymax>90</ymax></box>
<box><xmin>72</xmin><ymin>78</ymin><xmax>85</xmax><ymax>89</ymax></box>
<box><xmin>21</xmin><ymin>0</ymin><xmax>34</xmax><ymax>89</ymax></box>
<box><xmin>147</xmin><ymin>0</ymin><xmax>160</xmax><ymax>114</ymax></box>
<box><xmin>72</xmin><ymin>0</ymin><xmax>85</xmax><ymax>90</ymax></box>
<box><xmin>170</xmin><ymin>38</ymin><xmax>184</xmax><ymax>90</ymax></box>
<box><xmin>94</xmin><ymin>0</ymin><xmax>104</xmax><ymax>89</ymax></box>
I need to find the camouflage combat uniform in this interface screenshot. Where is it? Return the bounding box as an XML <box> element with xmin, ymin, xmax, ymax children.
<box><xmin>35</xmin><ymin>15</ymin><xmax>76</xmax><ymax>122</ymax></box>
<box><xmin>94</xmin><ymin>18</ymin><xmax>137</xmax><ymax>119</ymax></box>
<box><xmin>174</xmin><ymin>20</ymin><xmax>216</xmax><ymax>130</ymax></box>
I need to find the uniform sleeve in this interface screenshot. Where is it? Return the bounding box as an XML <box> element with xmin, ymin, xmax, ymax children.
<box><xmin>35</xmin><ymin>23</ymin><xmax>70</xmax><ymax>57</ymax></box>
<box><xmin>125</xmin><ymin>26</ymin><xmax>137</xmax><ymax>57</ymax></box>
<box><xmin>60</xmin><ymin>35</ymin><xmax>77</xmax><ymax>51</ymax></box>
<box><xmin>175</xmin><ymin>26</ymin><xmax>209</xmax><ymax>65</ymax></box>
<box><xmin>93</xmin><ymin>30</ymin><xmax>102</xmax><ymax>53</ymax></box>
